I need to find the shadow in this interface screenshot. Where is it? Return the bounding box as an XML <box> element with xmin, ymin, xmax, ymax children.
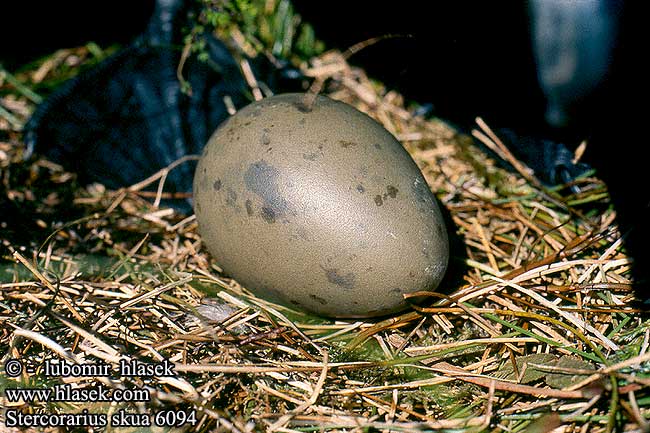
<box><xmin>436</xmin><ymin>201</ymin><xmax>470</xmax><ymax>295</ymax></box>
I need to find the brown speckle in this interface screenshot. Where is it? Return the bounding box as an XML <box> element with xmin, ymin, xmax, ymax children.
<box><xmin>299</xmin><ymin>117</ymin><xmax>306</xmax><ymax>125</ymax></box>
<box><xmin>309</xmin><ymin>294</ymin><xmax>328</xmax><ymax>305</ymax></box>
<box><xmin>213</xmin><ymin>179</ymin><xmax>222</xmax><ymax>191</ymax></box>
<box><xmin>303</xmin><ymin>152</ymin><xmax>319</xmax><ymax>161</ymax></box>
<box><xmin>356</xmin><ymin>184</ymin><xmax>365</xmax><ymax>193</ymax></box>
<box><xmin>245</xmin><ymin>199</ymin><xmax>254</xmax><ymax>216</ymax></box>
<box><xmin>260</xmin><ymin>206</ymin><xmax>276</xmax><ymax>223</ymax></box>
<box><xmin>292</xmin><ymin>99</ymin><xmax>312</xmax><ymax>113</ymax></box>
<box><xmin>339</xmin><ymin>140</ymin><xmax>357</xmax><ymax>148</ymax></box>
<box><xmin>322</xmin><ymin>266</ymin><xmax>356</xmax><ymax>290</ymax></box>
<box><xmin>374</xmin><ymin>195</ymin><xmax>383</xmax><ymax>206</ymax></box>
<box><xmin>373</xmin><ymin>143</ymin><xmax>382</xmax><ymax>150</ymax></box>
<box><xmin>382</xmin><ymin>185</ymin><xmax>399</xmax><ymax>201</ymax></box>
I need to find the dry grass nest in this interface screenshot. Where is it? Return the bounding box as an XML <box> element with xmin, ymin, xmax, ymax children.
<box><xmin>1</xmin><ymin>44</ymin><xmax>649</xmax><ymax>433</ymax></box>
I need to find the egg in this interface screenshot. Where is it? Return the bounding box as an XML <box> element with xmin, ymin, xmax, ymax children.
<box><xmin>193</xmin><ymin>93</ymin><xmax>448</xmax><ymax>318</ymax></box>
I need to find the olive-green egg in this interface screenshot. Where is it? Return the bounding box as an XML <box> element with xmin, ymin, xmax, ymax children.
<box><xmin>193</xmin><ymin>93</ymin><xmax>448</xmax><ymax>318</ymax></box>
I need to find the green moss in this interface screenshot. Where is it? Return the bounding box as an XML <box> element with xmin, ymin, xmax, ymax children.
<box><xmin>195</xmin><ymin>0</ymin><xmax>323</xmax><ymax>62</ymax></box>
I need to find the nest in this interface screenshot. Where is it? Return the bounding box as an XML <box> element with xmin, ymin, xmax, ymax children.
<box><xmin>1</xmin><ymin>32</ymin><xmax>647</xmax><ymax>433</ymax></box>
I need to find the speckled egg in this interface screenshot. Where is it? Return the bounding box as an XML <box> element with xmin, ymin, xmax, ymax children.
<box><xmin>193</xmin><ymin>93</ymin><xmax>448</xmax><ymax>318</ymax></box>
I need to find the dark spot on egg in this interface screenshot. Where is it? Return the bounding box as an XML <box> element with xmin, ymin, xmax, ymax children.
<box><xmin>260</xmin><ymin>206</ymin><xmax>276</xmax><ymax>224</ymax></box>
<box><xmin>290</xmin><ymin>299</ymin><xmax>302</xmax><ymax>306</ymax></box>
<box><xmin>356</xmin><ymin>184</ymin><xmax>365</xmax><ymax>193</ymax></box>
<box><xmin>213</xmin><ymin>179</ymin><xmax>222</xmax><ymax>191</ymax></box>
<box><xmin>322</xmin><ymin>266</ymin><xmax>356</xmax><ymax>289</ymax></box>
<box><xmin>245</xmin><ymin>199</ymin><xmax>254</xmax><ymax>216</ymax></box>
<box><xmin>340</xmin><ymin>140</ymin><xmax>357</xmax><ymax>148</ymax></box>
<box><xmin>309</xmin><ymin>294</ymin><xmax>328</xmax><ymax>305</ymax></box>
<box><xmin>318</xmin><ymin>144</ymin><xmax>324</xmax><ymax>151</ymax></box>
<box><xmin>244</xmin><ymin>160</ymin><xmax>291</xmax><ymax>219</ymax></box>
<box><xmin>299</xmin><ymin>117</ymin><xmax>306</xmax><ymax>125</ymax></box>
<box><xmin>303</xmin><ymin>152</ymin><xmax>319</xmax><ymax>161</ymax></box>
<box><xmin>382</xmin><ymin>185</ymin><xmax>399</xmax><ymax>201</ymax></box>
<box><xmin>374</xmin><ymin>195</ymin><xmax>383</xmax><ymax>206</ymax></box>
<box><xmin>374</xmin><ymin>143</ymin><xmax>382</xmax><ymax>150</ymax></box>
<box><xmin>292</xmin><ymin>99</ymin><xmax>312</xmax><ymax>113</ymax></box>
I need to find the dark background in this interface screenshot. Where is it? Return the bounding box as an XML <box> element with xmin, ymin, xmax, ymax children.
<box><xmin>0</xmin><ymin>1</ymin><xmax>155</xmax><ymax>68</ymax></box>
<box><xmin>294</xmin><ymin>1</ymin><xmax>548</xmax><ymax>136</ymax></box>
<box><xmin>0</xmin><ymin>1</ymin><xmax>631</xmax><ymax>143</ymax></box>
